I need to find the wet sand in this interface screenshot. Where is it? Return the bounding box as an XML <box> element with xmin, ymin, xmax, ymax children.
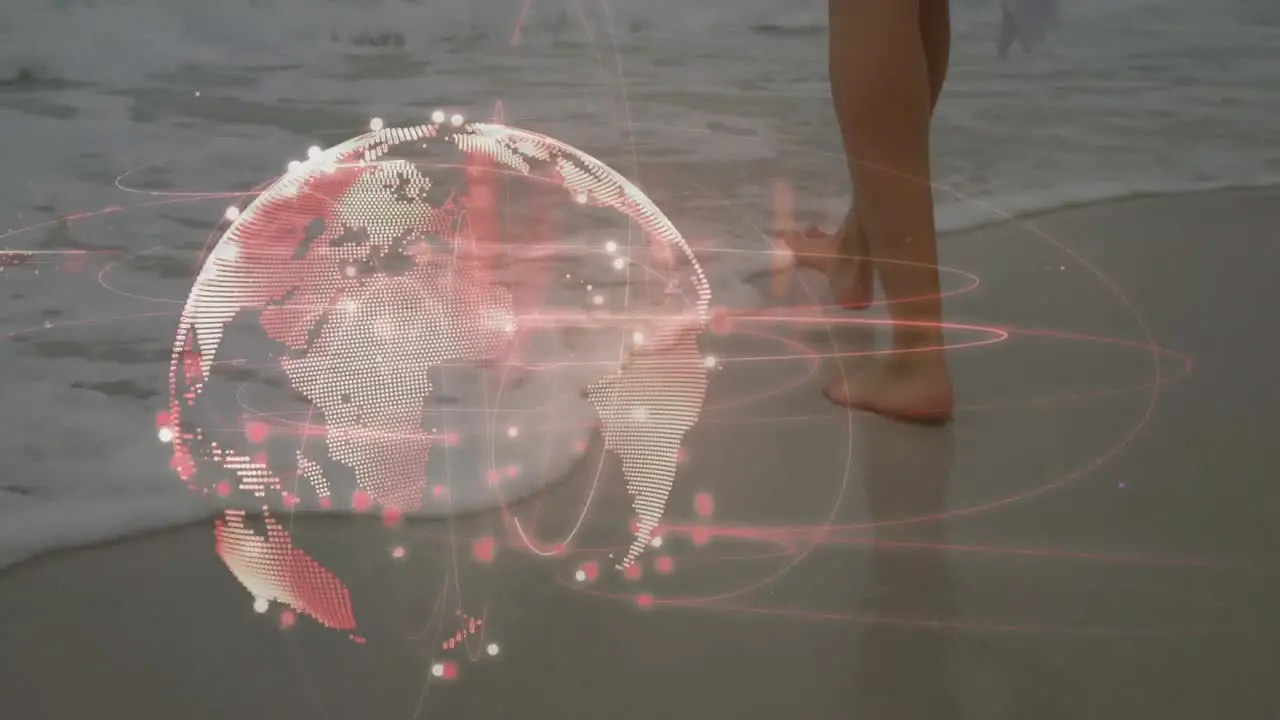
<box><xmin>0</xmin><ymin>187</ymin><xmax>1277</xmax><ymax>719</ymax></box>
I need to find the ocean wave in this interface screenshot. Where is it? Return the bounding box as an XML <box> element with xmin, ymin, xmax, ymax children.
<box><xmin>1</xmin><ymin>0</ymin><xmax>826</xmax><ymax>82</ymax></box>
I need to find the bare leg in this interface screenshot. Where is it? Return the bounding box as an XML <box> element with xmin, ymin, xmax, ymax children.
<box><xmin>783</xmin><ymin>0</ymin><xmax>951</xmax><ymax>313</ymax></box>
<box><xmin>921</xmin><ymin>0</ymin><xmax>953</xmax><ymax>106</ymax></box>
<box><xmin>822</xmin><ymin>0</ymin><xmax>954</xmax><ymax>422</ymax></box>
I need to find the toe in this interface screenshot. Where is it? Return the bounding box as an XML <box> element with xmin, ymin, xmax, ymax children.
<box><xmin>776</xmin><ymin>227</ymin><xmax>837</xmax><ymax>273</ymax></box>
<box><xmin>822</xmin><ymin>378</ymin><xmax>953</xmax><ymax>425</ymax></box>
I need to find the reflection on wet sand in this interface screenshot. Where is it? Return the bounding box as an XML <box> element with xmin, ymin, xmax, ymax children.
<box><xmin>850</xmin><ymin>415</ymin><xmax>962</xmax><ymax>719</ymax></box>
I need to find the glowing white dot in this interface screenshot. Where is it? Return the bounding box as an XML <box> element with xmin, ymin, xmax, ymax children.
<box><xmin>573</xmin><ymin>193</ymin><xmax>587</xmax><ymax>204</ymax></box>
<box><xmin>574</xmin><ymin>569</ymin><xmax>587</xmax><ymax>582</ymax></box>
<box><xmin>592</xmin><ymin>294</ymin><xmax>604</xmax><ymax>306</ymax></box>
<box><xmin>651</xmin><ymin>536</ymin><xmax>663</xmax><ymax>548</ymax></box>
<box><xmin>369</xmin><ymin>117</ymin><xmax>384</xmax><ymax>131</ymax></box>
<box><xmin>431</xmin><ymin>663</ymin><xmax>445</xmax><ymax>677</ymax></box>
<box><xmin>344</xmin><ymin>265</ymin><xmax>358</xmax><ymax>277</ymax></box>
<box><xmin>253</xmin><ymin>598</ymin><xmax>269</xmax><ymax>614</ymax></box>
<box><xmin>605</xmin><ymin>240</ymin><xmax>618</xmax><ymax>253</ymax></box>
<box><xmin>449</xmin><ymin>113</ymin><xmax>464</xmax><ymax>127</ymax></box>
<box><xmin>223</xmin><ymin>206</ymin><xmax>240</xmax><ymax>222</ymax></box>
<box><xmin>632</xmin><ymin>331</ymin><xmax>644</xmax><ymax>345</ymax></box>
<box><xmin>612</xmin><ymin>258</ymin><xmax>626</xmax><ymax>270</ymax></box>
<box><xmin>286</xmin><ymin>160</ymin><xmax>302</xmax><ymax>173</ymax></box>
<box><xmin>486</xmin><ymin>643</ymin><xmax>500</xmax><ymax>656</ymax></box>
<box><xmin>157</xmin><ymin>427</ymin><xmax>174</xmax><ymax>443</ymax></box>
<box><xmin>306</xmin><ymin>145</ymin><xmax>322</xmax><ymax>159</ymax></box>
<box><xmin>431</xmin><ymin>110</ymin><xmax>446</xmax><ymax>123</ymax></box>
<box><xmin>375</xmin><ymin>318</ymin><xmax>400</xmax><ymax>339</ymax></box>
<box><xmin>507</xmin><ymin>426</ymin><xmax>519</xmax><ymax>438</ymax></box>
<box><xmin>194</xmin><ymin>91</ymin><xmax>201</xmax><ymax>97</ymax></box>
<box><xmin>703</xmin><ymin>355</ymin><xmax>717</xmax><ymax>369</ymax></box>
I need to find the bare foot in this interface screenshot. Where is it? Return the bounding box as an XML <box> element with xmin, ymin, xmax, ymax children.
<box><xmin>824</xmin><ymin>356</ymin><xmax>954</xmax><ymax>424</ymax></box>
<box><xmin>777</xmin><ymin>217</ymin><xmax>874</xmax><ymax>309</ymax></box>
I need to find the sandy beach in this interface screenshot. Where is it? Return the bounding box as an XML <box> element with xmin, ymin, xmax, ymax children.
<box><xmin>1</xmin><ymin>187</ymin><xmax>1276</xmax><ymax>719</ymax></box>
<box><xmin>3</xmin><ymin>1</ymin><xmax>1279</xmax><ymax>716</ymax></box>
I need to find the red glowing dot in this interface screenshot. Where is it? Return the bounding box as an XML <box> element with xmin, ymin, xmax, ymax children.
<box><xmin>352</xmin><ymin>490</ymin><xmax>372</xmax><ymax>511</ymax></box>
<box><xmin>677</xmin><ymin>448</ymin><xmax>689</xmax><ymax>465</ymax></box>
<box><xmin>251</xmin><ymin>451</ymin><xmax>267</xmax><ymax>466</ymax></box>
<box><xmin>279</xmin><ymin>609</ymin><xmax>296</xmax><ymax>629</ymax></box>
<box><xmin>486</xmin><ymin>469</ymin><xmax>501</xmax><ymax>485</ymax></box>
<box><xmin>572</xmin><ymin>439</ymin><xmax>587</xmax><ymax>453</ymax></box>
<box><xmin>442</xmin><ymin>663</ymin><xmax>458</xmax><ymax>680</ymax></box>
<box><xmin>635</xmin><ymin>593</ymin><xmax>655</xmax><ymax>608</ymax></box>
<box><xmin>655</xmin><ymin>556</ymin><xmax>674</xmax><ymax>574</ymax></box>
<box><xmin>244</xmin><ymin>421</ymin><xmax>270</xmax><ymax>444</ymax></box>
<box><xmin>155</xmin><ymin>411</ymin><xmax>171</xmax><ymax>427</ymax></box>
<box><xmin>691</xmin><ymin>527</ymin><xmax>711</xmax><ymax>546</ymax></box>
<box><xmin>319</xmin><ymin>496</ymin><xmax>332</xmax><ymax>509</ymax></box>
<box><xmin>431</xmin><ymin>484</ymin><xmax>447</xmax><ymax>498</ymax></box>
<box><xmin>382</xmin><ymin>506</ymin><xmax>403</xmax><ymax>526</ymax></box>
<box><xmin>215</xmin><ymin>481</ymin><xmax>230</xmax><ymax>497</ymax></box>
<box><xmin>182</xmin><ymin>352</ymin><xmax>203</xmax><ymax>382</ymax></box>
<box><xmin>169</xmin><ymin>453</ymin><xmax>194</xmax><ymax>479</ymax></box>
<box><xmin>580</xmin><ymin>561</ymin><xmax>599</xmax><ymax>582</ymax></box>
<box><xmin>694</xmin><ymin>492</ymin><xmax>714</xmax><ymax>517</ymax></box>
<box><xmin>472</xmin><ymin>536</ymin><xmax>496</xmax><ymax>564</ymax></box>
<box><xmin>623</xmin><ymin>564</ymin><xmax>641</xmax><ymax>581</ymax></box>
<box><xmin>504</xmin><ymin>465</ymin><xmax>519</xmax><ymax>479</ymax></box>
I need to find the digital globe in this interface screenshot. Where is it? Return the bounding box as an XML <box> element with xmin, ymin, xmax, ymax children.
<box><xmin>164</xmin><ymin>116</ymin><xmax>713</xmax><ymax>635</ymax></box>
